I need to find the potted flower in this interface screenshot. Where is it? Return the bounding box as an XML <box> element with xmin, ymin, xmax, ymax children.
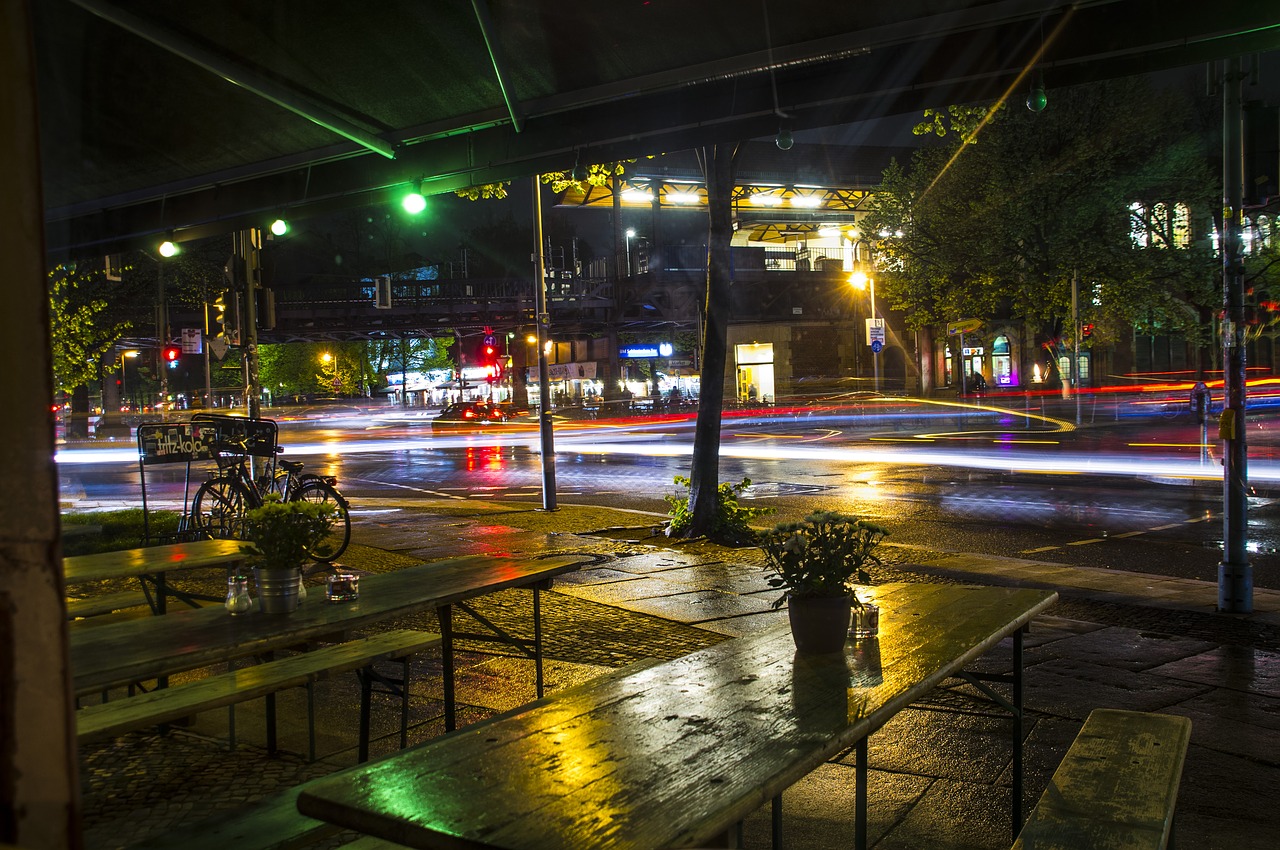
<box><xmin>242</xmin><ymin>496</ymin><xmax>336</xmax><ymax>613</ymax></box>
<box><xmin>759</xmin><ymin>511</ymin><xmax>888</xmax><ymax>653</ymax></box>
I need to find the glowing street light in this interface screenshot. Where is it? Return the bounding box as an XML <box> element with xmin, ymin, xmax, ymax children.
<box><xmin>850</xmin><ymin>270</ymin><xmax>880</xmax><ymax>393</ymax></box>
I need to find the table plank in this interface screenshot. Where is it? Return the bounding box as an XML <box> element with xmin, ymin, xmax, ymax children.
<box><xmin>296</xmin><ymin>583</ymin><xmax>1057</xmax><ymax>850</ymax></box>
<box><xmin>63</xmin><ymin>538</ymin><xmax>249</xmax><ymax>585</ymax></box>
<box><xmin>70</xmin><ymin>554</ymin><xmax>586</xmax><ymax>696</ymax></box>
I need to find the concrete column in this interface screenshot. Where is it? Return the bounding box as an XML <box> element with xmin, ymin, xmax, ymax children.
<box><xmin>0</xmin><ymin>2</ymin><xmax>83</xmax><ymax>846</ymax></box>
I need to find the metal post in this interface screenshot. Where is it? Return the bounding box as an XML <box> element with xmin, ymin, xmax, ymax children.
<box><xmin>1220</xmin><ymin>56</ymin><xmax>1252</xmax><ymax>613</ymax></box>
<box><xmin>870</xmin><ymin>276</ymin><xmax>880</xmax><ymax>393</ymax></box>
<box><xmin>157</xmin><ymin>261</ymin><xmax>168</xmax><ymax>419</ymax></box>
<box><xmin>202</xmin><ymin>298</ymin><xmax>212</xmax><ymax>410</ymax></box>
<box><xmin>242</xmin><ymin>229</ymin><xmax>263</xmax><ymax>419</ymax></box>
<box><xmin>1073</xmin><ymin>270</ymin><xmax>1081</xmax><ymax>426</ymax></box>
<box><xmin>533</xmin><ymin>176</ymin><xmax>558</xmax><ymax>510</ymax></box>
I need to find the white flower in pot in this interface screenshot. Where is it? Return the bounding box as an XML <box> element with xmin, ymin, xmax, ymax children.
<box><xmin>759</xmin><ymin>511</ymin><xmax>888</xmax><ymax>653</ymax></box>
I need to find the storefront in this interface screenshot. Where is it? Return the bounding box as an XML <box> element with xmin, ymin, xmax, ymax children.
<box><xmin>734</xmin><ymin>342</ymin><xmax>776</xmax><ymax>403</ymax></box>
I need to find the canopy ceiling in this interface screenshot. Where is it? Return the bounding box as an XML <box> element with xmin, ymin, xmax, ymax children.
<box><xmin>33</xmin><ymin>0</ymin><xmax>1280</xmax><ymax>257</ymax></box>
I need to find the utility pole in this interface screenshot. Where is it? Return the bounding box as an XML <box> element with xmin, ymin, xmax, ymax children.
<box><xmin>1072</xmin><ymin>270</ymin><xmax>1081</xmax><ymax>426</ymax></box>
<box><xmin>156</xmin><ymin>260</ymin><xmax>168</xmax><ymax>419</ymax></box>
<box><xmin>533</xmin><ymin>175</ymin><xmax>557</xmax><ymax>510</ymax></box>
<box><xmin>1219</xmin><ymin>56</ymin><xmax>1252</xmax><ymax>613</ymax></box>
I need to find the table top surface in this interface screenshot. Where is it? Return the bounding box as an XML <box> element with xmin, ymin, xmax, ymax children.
<box><xmin>63</xmin><ymin>538</ymin><xmax>250</xmax><ymax>585</ymax></box>
<box><xmin>70</xmin><ymin>553</ymin><xmax>586</xmax><ymax>695</ymax></box>
<box><xmin>297</xmin><ymin>583</ymin><xmax>1058</xmax><ymax>850</ymax></box>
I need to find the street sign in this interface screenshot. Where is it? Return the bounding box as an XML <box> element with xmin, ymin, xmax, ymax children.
<box><xmin>947</xmin><ymin>318</ymin><xmax>983</xmax><ymax>335</ymax></box>
<box><xmin>871</xmin><ymin>340</ymin><xmax>883</xmax><ymax>354</ymax></box>
<box><xmin>181</xmin><ymin>328</ymin><xmax>202</xmax><ymax>354</ymax></box>
<box><xmin>865</xmin><ymin>317</ymin><xmax>886</xmax><ymax>346</ymax></box>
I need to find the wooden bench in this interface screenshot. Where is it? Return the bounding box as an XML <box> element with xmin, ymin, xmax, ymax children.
<box><xmin>1013</xmin><ymin>708</ymin><xmax>1192</xmax><ymax>850</ymax></box>
<box><xmin>77</xmin><ymin>629</ymin><xmax>441</xmax><ymax>762</ymax></box>
<box><xmin>65</xmin><ymin>589</ymin><xmax>150</xmax><ymax>620</ymax></box>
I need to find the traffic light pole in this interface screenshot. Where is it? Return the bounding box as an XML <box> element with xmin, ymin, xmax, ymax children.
<box><xmin>1219</xmin><ymin>56</ymin><xmax>1252</xmax><ymax>613</ymax></box>
<box><xmin>532</xmin><ymin>175</ymin><xmax>557</xmax><ymax>510</ymax></box>
<box><xmin>156</xmin><ymin>259</ymin><xmax>168</xmax><ymax>420</ymax></box>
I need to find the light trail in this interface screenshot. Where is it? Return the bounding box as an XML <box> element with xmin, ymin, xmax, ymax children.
<box><xmin>55</xmin><ymin>425</ymin><xmax>1280</xmax><ymax>483</ymax></box>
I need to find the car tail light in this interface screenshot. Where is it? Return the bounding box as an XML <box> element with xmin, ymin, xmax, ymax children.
<box><xmin>464</xmin><ymin>409</ymin><xmax>475</xmax><ymax>418</ymax></box>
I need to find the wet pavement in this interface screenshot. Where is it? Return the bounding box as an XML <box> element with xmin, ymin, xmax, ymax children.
<box><xmin>72</xmin><ymin>498</ymin><xmax>1280</xmax><ymax>849</ymax></box>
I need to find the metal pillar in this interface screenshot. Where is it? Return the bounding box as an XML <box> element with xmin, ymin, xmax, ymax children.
<box><xmin>1220</xmin><ymin>56</ymin><xmax>1252</xmax><ymax>613</ymax></box>
<box><xmin>532</xmin><ymin>176</ymin><xmax>557</xmax><ymax>510</ymax></box>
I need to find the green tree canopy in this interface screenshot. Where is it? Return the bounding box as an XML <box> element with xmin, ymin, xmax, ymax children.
<box><xmin>48</xmin><ymin>262</ymin><xmax>125</xmax><ymax>394</ymax></box>
<box><xmin>865</xmin><ymin>75</ymin><xmax>1220</xmax><ymax>345</ymax></box>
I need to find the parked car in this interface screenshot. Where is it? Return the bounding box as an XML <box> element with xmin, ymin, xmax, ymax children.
<box><xmin>431</xmin><ymin>401</ymin><xmax>509</xmax><ymax>430</ymax></box>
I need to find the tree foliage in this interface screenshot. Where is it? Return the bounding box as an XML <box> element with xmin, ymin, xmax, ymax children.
<box><xmin>865</xmin><ymin>76</ymin><xmax>1220</xmax><ymax>345</ymax></box>
<box><xmin>48</xmin><ymin>263</ymin><xmax>125</xmax><ymax>393</ymax></box>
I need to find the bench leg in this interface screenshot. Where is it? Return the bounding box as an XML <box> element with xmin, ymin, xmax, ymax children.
<box><xmin>440</xmin><ymin>603</ymin><xmax>456</xmax><ymax>732</ymax></box>
<box><xmin>358</xmin><ymin>665</ymin><xmax>374</xmax><ymax>763</ymax></box>
<box><xmin>855</xmin><ymin>738</ymin><xmax>868</xmax><ymax>850</ymax></box>
<box><xmin>307</xmin><ymin>681</ymin><xmax>316</xmax><ymax>762</ymax></box>
<box><xmin>262</xmin><ymin>651</ymin><xmax>277</xmax><ymax>755</ymax></box>
<box><xmin>1012</xmin><ymin>626</ymin><xmax>1025</xmax><ymax>837</ymax></box>
<box><xmin>534</xmin><ymin>587</ymin><xmax>544</xmax><ymax>699</ymax></box>
<box><xmin>400</xmin><ymin>657</ymin><xmax>411</xmax><ymax>750</ymax></box>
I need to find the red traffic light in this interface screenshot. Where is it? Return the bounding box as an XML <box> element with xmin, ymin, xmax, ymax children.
<box><xmin>1080</xmin><ymin>323</ymin><xmax>1094</xmax><ymax>339</ymax></box>
<box><xmin>163</xmin><ymin>346</ymin><xmax>182</xmax><ymax>362</ymax></box>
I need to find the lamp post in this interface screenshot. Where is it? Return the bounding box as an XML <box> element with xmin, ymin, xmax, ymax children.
<box><xmin>625</xmin><ymin>228</ymin><xmax>636</xmax><ymax>278</ymax></box>
<box><xmin>850</xmin><ymin>270</ymin><xmax>879</xmax><ymax>393</ymax></box>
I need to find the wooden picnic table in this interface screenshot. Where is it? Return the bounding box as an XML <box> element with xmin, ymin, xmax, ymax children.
<box><xmin>64</xmin><ymin>537</ymin><xmax>251</xmax><ymax>614</ymax></box>
<box><xmin>296</xmin><ymin>583</ymin><xmax>1058</xmax><ymax>850</ymax></box>
<box><xmin>63</xmin><ymin>538</ymin><xmax>249</xmax><ymax>585</ymax></box>
<box><xmin>69</xmin><ymin>553</ymin><xmax>587</xmax><ymax>702</ymax></box>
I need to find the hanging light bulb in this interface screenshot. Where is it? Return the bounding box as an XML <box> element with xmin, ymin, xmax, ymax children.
<box><xmin>775</xmin><ymin>126</ymin><xmax>794</xmax><ymax>151</ymax></box>
<box><xmin>1026</xmin><ymin>70</ymin><xmax>1047</xmax><ymax>113</ymax></box>
<box><xmin>402</xmin><ymin>179</ymin><xmax>426</xmax><ymax>214</ymax></box>
<box><xmin>158</xmin><ymin>233</ymin><xmax>179</xmax><ymax>257</ymax></box>
<box><xmin>270</xmin><ymin>218</ymin><xmax>289</xmax><ymax>236</ymax></box>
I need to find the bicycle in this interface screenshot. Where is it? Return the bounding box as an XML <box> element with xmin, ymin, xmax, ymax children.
<box><xmin>188</xmin><ymin>436</ymin><xmax>352</xmax><ymax>562</ymax></box>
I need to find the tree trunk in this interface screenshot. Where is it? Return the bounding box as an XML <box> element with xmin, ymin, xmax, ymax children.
<box><xmin>685</xmin><ymin>144</ymin><xmax>737</xmax><ymax>537</ymax></box>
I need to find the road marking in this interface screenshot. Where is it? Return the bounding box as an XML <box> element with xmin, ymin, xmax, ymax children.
<box><xmin>1020</xmin><ymin>546</ymin><xmax>1060</xmax><ymax>554</ymax></box>
<box><xmin>1067</xmin><ymin>538</ymin><xmax>1106</xmax><ymax>546</ymax></box>
<box><xmin>1149</xmin><ymin>523</ymin><xmax>1182</xmax><ymax>531</ymax></box>
<box><xmin>1111</xmin><ymin>530</ymin><xmax>1145</xmax><ymax>538</ymax></box>
<box><xmin>1183</xmin><ymin>516</ymin><xmax>1213</xmax><ymax>523</ymax></box>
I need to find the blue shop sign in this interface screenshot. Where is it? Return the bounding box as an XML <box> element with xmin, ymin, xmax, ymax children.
<box><xmin>620</xmin><ymin>343</ymin><xmax>674</xmax><ymax>359</ymax></box>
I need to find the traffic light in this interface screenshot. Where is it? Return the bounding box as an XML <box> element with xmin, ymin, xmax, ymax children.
<box><xmin>1080</xmin><ymin>323</ymin><xmax>1094</xmax><ymax>340</ymax></box>
<box><xmin>478</xmin><ymin>331</ymin><xmax>503</xmax><ymax>382</ymax></box>
<box><xmin>162</xmin><ymin>345</ymin><xmax>182</xmax><ymax>368</ymax></box>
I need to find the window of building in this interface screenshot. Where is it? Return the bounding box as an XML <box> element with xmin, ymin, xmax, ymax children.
<box><xmin>992</xmin><ymin>335</ymin><xmax>1014</xmax><ymax>386</ymax></box>
<box><xmin>734</xmin><ymin>343</ymin><xmax>775</xmax><ymax>403</ymax></box>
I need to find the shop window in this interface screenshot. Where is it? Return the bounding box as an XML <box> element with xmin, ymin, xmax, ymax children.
<box><xmin>992</xmin><ymin>335</ymin><xmax>1013</xmax><ymax>386</ymax></box>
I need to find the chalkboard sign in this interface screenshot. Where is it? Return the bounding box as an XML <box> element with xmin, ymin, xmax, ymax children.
<box><xmin>137</xmin><ymin>416</ymin><xmax>277</xmax><ymax>465</ymax></box>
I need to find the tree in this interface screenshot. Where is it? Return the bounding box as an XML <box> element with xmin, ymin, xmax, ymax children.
<box><xmin>48</xmin><ymin>263</ymin><xmax>123</xmax><ymax>396</ymax></box>
<box><xmin>682</xmin><ymin>143</ymin><xmax>738</xmax><ymax>540</ymax></box>
<box><xmin>864</xmin><ymin>76</ymin><xmax>1220</xmax><ymax>350</ymax></box>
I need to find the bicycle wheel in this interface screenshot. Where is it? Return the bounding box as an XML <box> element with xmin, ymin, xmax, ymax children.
<box><xmin>190</xmin><ymin>477</ymin><xmax>252</xmax><ymax>540</ymax></box>
<box><xmin>294</xmin><ymin>479</ymin><xmax>351</xmax><ymax>562</ymax></box>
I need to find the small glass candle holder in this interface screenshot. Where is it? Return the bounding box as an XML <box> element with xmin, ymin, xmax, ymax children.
<box><xmin>850</xmin><ymin>602</ymin><xmax>880</xmax><ymax>639</ymax></box>
<box><xmin>325</xmin><ymin>572</ymin><xmax>359</xmax><ymax>603</ymax></box>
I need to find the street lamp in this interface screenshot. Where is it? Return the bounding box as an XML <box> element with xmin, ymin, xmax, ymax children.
<box><xmin>625</xmin><ymin>228</ymin><xmax>636</xmax><ymax>277</ymax></box>
<box><xmin>119</xmin><ymin>350</ymin><xmax>138</xmax><ymax>410</ymax></box>
<box><xmin>849</xmin><ymin>270</ymin><xmax>879</xmax><ymax>392</ymax></box>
